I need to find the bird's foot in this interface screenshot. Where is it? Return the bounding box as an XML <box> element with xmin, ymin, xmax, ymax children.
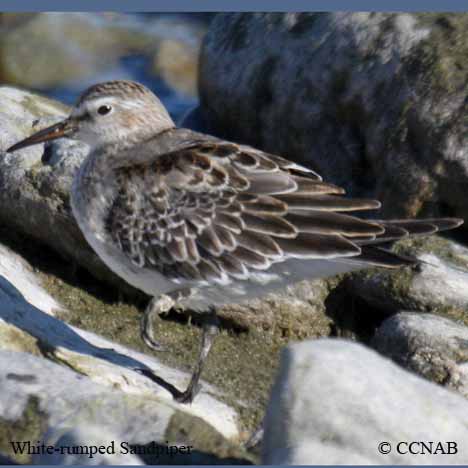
<box><xmin>174</xmin><ymin>311</ymin><xmax>219</xmax><ymax>404</ymax></box>
<box><xmin>140</xmin><ymin>294</ymin><xmax>175</xmax><ymax>352</ymax></box>
<box><xmin>174</xmin><ymin>381</ymin><xmax>201</xmax><ymax>404</ymax></box>
<box><xmin>137</xmin><ymin>309</ymin><xmax>219</xmax><ymax>405</ymax></box>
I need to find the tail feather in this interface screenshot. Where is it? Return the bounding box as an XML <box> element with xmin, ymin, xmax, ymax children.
<box><xmin>350</xmin><ymin>246</ymin><xmax>419</xmax><ymax>268</ymax></box>
<box><xmin>350</xmin><ymin>217</ymin><xmax>464</xmax><ymax>269</ymax></box>
<box><xmin>356</xmin><ymin>218</ymin><xmax>463</xmax><ymax>247</ymax></box>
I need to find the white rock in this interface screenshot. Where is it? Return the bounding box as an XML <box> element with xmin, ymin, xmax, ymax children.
<box><xmin>0</xmin><ymin>243</ymin><xmax>61</xmax><ymax>315</ymax></box>
<box><xmin>33</xmin><ymin>425</ymin><xmax>144</xmax><ymax>465</ymax></box>
<box><xmin>263</xmin><ymin>339</ymin><xmax>468</xmax><ymax>464</ymax></box>
<box><xmin>345</xmin><ymin>237</ymin><xmax>468</xmax><ymax>314</ymax></box>
<box><xmin>0</xmin><ymin>351</ymin><xmax>177</xmax><ymax>449</ymax></box>
<box><xmin>0</xmin><ymin>242</ymin><xmax>240</xmax><ymax>444</ymax></box>
<box><xmin>373</xmin><ymin>312</ymin><xmax>468</xmax><ymax>398</ymax></box>
<box><xmin>410</xmin><ymin>253</ymin><xmax>468</xmax><ymax>309</ymax></box>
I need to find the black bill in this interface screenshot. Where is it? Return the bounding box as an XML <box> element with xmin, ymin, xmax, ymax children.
<box><xmin>7</xmin><ymin>119</ymin><xmax>75</xmax><ymax>153</ymax></box>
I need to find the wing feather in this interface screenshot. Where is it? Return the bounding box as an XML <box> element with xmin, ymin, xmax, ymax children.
<box><xmin>105</xmin><ymin>134</ymin><xmax>463</xmax><ymax>286</ymax></box>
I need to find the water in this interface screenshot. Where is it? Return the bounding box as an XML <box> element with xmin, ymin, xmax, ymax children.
<box><xmin>45</xmin><ymin>54</ymin><xmax>197</xmax><ymax>123</ymax></box>
<box><xmin>5</xmin><ymin>12</ymin><xmax>207</xmax><ymax>123</ymax></box>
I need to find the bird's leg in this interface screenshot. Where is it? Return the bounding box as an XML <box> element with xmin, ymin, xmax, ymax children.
<box><xmin>244</xmin><ymin>424</ymin><xmax>264</xmax><ymax>451</ymax></box>
<box><xmin>140</xmin><ymin>294</ymin><xmax>175</xmax><ymax>352</ymax></box>
<box><xmin>175</xmin><ymin>309</ymin><xmax>219</xmax><ymax>404</ymax></box>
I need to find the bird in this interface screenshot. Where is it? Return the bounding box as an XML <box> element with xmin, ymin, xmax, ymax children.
<box><xmin>7</xmin><ymin>80</ymin><xmax>464</xmax><ymax>403</ymax></box>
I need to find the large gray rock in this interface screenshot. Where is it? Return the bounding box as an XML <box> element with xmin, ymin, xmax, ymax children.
<box><xmin>373</xmin><ymin>312</ymin><xmax>468</xmax><ymax>398</ymax></box>
<box><xmin>263</xmin><ymin>339</ymin><xmax>468</xmax><ymax>464</ymax></box>
<box><xmin>199</xmin><ymin>13</ymin><xmax>468</xmax><ymax>219</ymax></box>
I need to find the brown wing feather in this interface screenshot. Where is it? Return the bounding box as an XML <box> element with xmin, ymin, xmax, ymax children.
<box><xmin>106</xmin><ymin>139</ymin><xmax>463</xmax><ymax>284</ymax></box>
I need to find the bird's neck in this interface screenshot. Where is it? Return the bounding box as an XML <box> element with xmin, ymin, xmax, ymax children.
<box><xmin>87</xmin><ymin>126</ymin><xmax>177</xmax><ymax>168</ymax></box>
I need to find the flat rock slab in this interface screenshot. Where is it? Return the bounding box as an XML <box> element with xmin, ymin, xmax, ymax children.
<box><xmin>373</xmin><ymin>312</ymin><xmax>468</xmax><ymax>398</ymax></box>
<box><xmin>0</xmin><ymin>351</ymin><xmax>245</xmax><ymax>465</ymax></box>
<box><xmin>0</xmin><ymin>241</ymin><xmax>244</xmax><ymax>464</ymax></box>
<box><xmin>263</xmin><ymin>339</ymin><xmax>468</xmax><ymax>464</ymax></box>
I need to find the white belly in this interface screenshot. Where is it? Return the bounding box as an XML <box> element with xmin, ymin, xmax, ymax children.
<box><xmin>70</xmin><ymin>168</ymin><xmax>176</xmax><ymax>297</ymax></box>
<box><xmin>81</xmin><ymin>226</ymin><xmax>177</xmax><ymax>296</ymax></box>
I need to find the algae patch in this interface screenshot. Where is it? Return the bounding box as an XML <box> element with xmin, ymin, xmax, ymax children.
<box><xmin>0</xmin><ymin>396</ymin><xmax>48</xmax><ymax>464</ymax></box>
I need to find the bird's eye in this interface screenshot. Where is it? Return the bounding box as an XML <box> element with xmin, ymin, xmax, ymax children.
<box><xmin>97</xmin><ymin>105</ymin><xmax>112</xmax><ymax>116</ymax></box>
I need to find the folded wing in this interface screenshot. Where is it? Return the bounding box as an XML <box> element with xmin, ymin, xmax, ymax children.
<box><xmin>105</xmin><ymin>137</ymin><xmax>463</xmax><ymax>285</ymax></box>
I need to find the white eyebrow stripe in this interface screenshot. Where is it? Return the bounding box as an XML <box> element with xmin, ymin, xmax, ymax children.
<box><xmin>88</xmin><ymin>96</ymin><xmax>119</xmax><ymax>109</ymax></box>
<box><xmin>118</xmin><ymin>99</ymin><xmax>144</xmax><ymax>110</ymax></box>
<box><xmin>72</xmin><ymin>96</ymin><xmax>119</xmax><ymax>118</ymax></box>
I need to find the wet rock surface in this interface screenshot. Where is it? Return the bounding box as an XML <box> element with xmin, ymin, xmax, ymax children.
<box><xmin>199</xmin><ymin>13</ymin><xmax>468</xmax><ymax>220</ymax></box>
<box><xmin>263</xmin><ymin>339</ymin><xmax>468</xmax><ymax>464</ymax></box>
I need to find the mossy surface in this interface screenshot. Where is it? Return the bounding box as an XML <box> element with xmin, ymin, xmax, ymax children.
<box><xmin>48</xmin><ymin>277</ymin><xmax>286</xmax><ymax>434</ymax></box>
<box><xmin>0</xmin><ymin>323</ymin><xmax>42</xmax><ymax>356</ymax></box>
<box><xmin>0</xmin><ymin>226</ymin><xmax>302</xmax><ymax>435</ymax></box>
<box><xmin>0</xmin><ymin>396</ymin><xmax>48</xmax><ymax>464</ymax></box>
<box><xmin>413</xmin><ymin>14</ymin><xmax>468</xmax><ymax>94</ymax></box>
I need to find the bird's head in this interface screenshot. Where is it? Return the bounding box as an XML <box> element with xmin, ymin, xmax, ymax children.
<box><xmin>7</xmin><ymin>80</ymin><xmax>175</xmax><ymax>153</ymax></box>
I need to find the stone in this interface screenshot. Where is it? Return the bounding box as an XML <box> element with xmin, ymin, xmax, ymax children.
<box><xmin>217</xmin><ymin>278</ymin><xmax>333</xmax><ymax>339</ymax></box>
<box><xmin>148</xmin><ymin>15</ymin><xmax>206</xmax><ymax>97</ymax></box>
<box><xmin>199</xmin><ymin>13</ymin><xmax>468</xmax><ymax>220</ymax></box>
<box><xmin>0</xmin><ymin>85</ymin><xmax>142</xmax><ymax>294</ymax></box>
<box><xmin>345</xmin><ymin>236</ymin><xmax>468</xmax><ymax>326</ymax></box>
<box><xmin>0</xmin><ymin>13</ymin><xmax>205</xmax><ymax>122</ymax></box>
<box><xmin>0</xmin><ymin>240</ymin><xmax>246</xmax><ymax>464</ymax></box>
<box><xmin>33</xmin><ymin>425</ymin><xmax>144</xmax><ymax>465</ymax></box>
<box><xmin>263</xmin><ymin>339</ymin><xmax>468</xmax><ymax>464</ymax></box>
<box><xmin>0</xmin><ymin>351</ymin><xmax>247</xmax><ymax>465</ymax></box>
<box><xmin>373</xmin><ymin>312</ymin><xmax>468</xmax><ymax>398</ymax></box>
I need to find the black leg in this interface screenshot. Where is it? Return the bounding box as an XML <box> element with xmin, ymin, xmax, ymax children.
<box><xmin>175</xmin><ymin>310</ymin><xmax>219</xmax><ymax>404</ymax></box>
<box><xmin>140</xmin><ymin>294</ymin><xmax>175</xmax><ymax>352</ymax></box>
